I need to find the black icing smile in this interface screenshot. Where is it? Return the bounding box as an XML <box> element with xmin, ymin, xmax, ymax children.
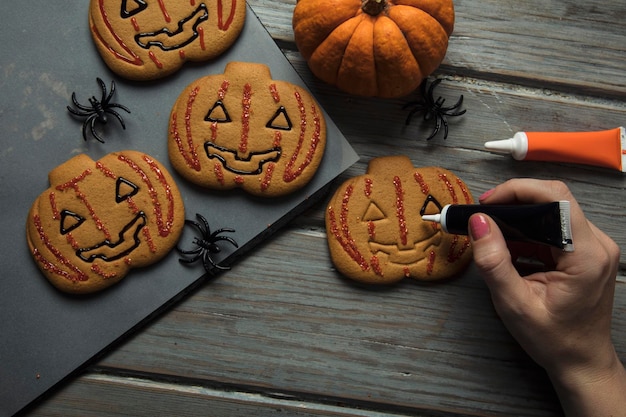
<box><xmin>134</xmin><ymin>4</ymin><xmax>208</xmax><ymax>51</ymax></box>
<box><xmin>368</xmin><ymin>233</ymin><xmax>442</xmax><ymax>265</ymax></box>
<box><xmin>204</xmin><ymin>142</ymin><xmax>282</xmax><ymax>175</ymax></box>
<box><xmin>76</xmin><ymin>212</ymin><xmax>147</xmax><ymax>262</ymax></box>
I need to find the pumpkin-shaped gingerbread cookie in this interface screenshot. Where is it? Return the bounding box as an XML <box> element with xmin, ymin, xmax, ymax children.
<box><xmin>26</xmin><ymin>151</ymin><xmax>185</xmax><ymax>294</ymax></box>
<box><xmin>89</xmin><ymin>0</ymin><xmax>246</xmax><ymax>80</ymax></box>
<box><xmin>326</xmin><ymin>156</ymin><xmax>473</xmax><ymax>284</ymax></box>
<box><xmin>168</xmin><ymin>62</ymin><xmax>327</xmax><ymax>197</ymax></box>
<box><xmin>293</xmin><ymin>0</ymin><xmax>455</xmax><ymax>98</ymax></box>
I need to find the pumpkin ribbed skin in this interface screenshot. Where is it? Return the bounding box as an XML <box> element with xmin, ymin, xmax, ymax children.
<box><xmin>292</xmin><ymin>0</ymin><xmax>454</xmax><ymax>98</ymax></box>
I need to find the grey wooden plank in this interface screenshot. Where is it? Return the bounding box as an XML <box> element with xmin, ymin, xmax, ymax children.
<box><xmin>90</xmin><ymin>227</ymin><xmax>624</xmax><ymax>416</ymax></box>
<box><xmin>247</xmin><ymin>0</ymin><xmax>626</xmax><ymax>98</ymax></box>
<box><xmin>446</xmin><ymin>0</ymin><xmax>626</xmax><ymax>98</ymax></box>
<box><xmin>28</xmin><ymin>373</ymin><xmax>442</xmax><ymax>417</ymax></box>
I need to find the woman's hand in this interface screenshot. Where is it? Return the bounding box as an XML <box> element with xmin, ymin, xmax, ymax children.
<box><xmin>469</xmin><ymin>179</ymin><xmax>625</xmax><ymax>416</ymax></box>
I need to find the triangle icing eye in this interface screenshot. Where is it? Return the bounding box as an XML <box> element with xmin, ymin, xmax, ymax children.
<box><xmin>205</xmin><ymin>100</ymin><xmax>231</xmax><ymax>123</ymax></box>
<box><xmin>60</xmin><ymin>210</ymin><xmax>85</xmax><ymax>235</ymax></box>
<box><xmin>420</xmin><ymin>194</ymin><xmax>443</xmax><ymax>216</ymax></box>
<box><xmin>363</xmin><ymin>202</ymin><xmax>386</xmax><ymax>222</ymax></box>
<box><xmin>116</xmin><ymin>177</ymin><xmax>139</xmax><ymax>203</ymax></box>
<box><xmin>266</xmin><ymin>106</ymin><xmax>293</xmax><ymax>131</ymax></box>
<box><xmin>121</xmin><ymin>0</ymin><xmax>148</xmax><ymax>18</ymax></box>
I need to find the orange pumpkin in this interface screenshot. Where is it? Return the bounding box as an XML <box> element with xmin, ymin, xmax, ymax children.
<box><xmin>292</xmin><ymin>0</ymin><xmax>454</xmax><ymax>98</ymax></box>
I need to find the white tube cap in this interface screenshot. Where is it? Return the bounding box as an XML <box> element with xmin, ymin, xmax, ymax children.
<box><xmin>421</xmin><ymin>214</ymin><xmax>441</xmax><ymax>223</ymax></box>
<box><xmin>484</xmin><ymin>138</ymin><xmax>516</xmax><ymax>154</ymax></box>
<box><xmin>484</xmin><ymin>132</ymin><xmax>529</xmax><ymax>160</ymax></box>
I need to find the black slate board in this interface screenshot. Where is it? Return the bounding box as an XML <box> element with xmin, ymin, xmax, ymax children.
<box><xmin>0</xmin><ymin>2</ymin><xmax>358</xmax><ymax>415</ymax></box>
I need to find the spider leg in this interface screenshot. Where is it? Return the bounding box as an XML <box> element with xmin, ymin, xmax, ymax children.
<box><xmin>404</xmin><ymin>109</ymin><xmax>418</xmax><ymax>125</ymax></box>
<box><xmin>178</xmin><ymin>252</ymin><xmax>203</xmax><ymax>264</ymax></box>
<box><xmin>89</xmin><ymin>115</ymin><xmax>106</xmax><ymax>143</ymax></box>
<box><xmin>107</xmin><ymin>102</ymin><xmax>131</xmax><ymax>114</ymax></box>
<box><xmin>67</xmin><ymin>105</ymin><xmax>92</xmax><ymax>117</ymax></box>
<box><xmin>441</xmin><ymin>115</ymin><xmax>450</xmax><ymax>139</ymax></box>
<box><xmin>213</xmin><ymin>264</ymin><xmax>231</xmax><ymax>272</ymax></box>
<box><xmin>97</xmin><ymin>77</ymin><xmax>111</xmax><ymax>104</ymax></box>
<box><xmin>212</xmin><ymin>235</ymin><xmax>239</xmax><ymax>249</ymax></box>
<box><xmin>210</xmin><ymin>227</ymin><xmax>236</xmax><ymax>237</ymax></box>
<box><xmin>177</xmin><ymin>246</ymin><xmax>203</xmax><ymax>256</ymax></box>
<box><xmin>81</xmin><ymin>115</ymin><xmax>95</xmax><ymax>142</ymax></box>
<box><xmin>81</xmin><ymin>119</ymin><xmax>89</xmax><ymax>142</ymax></box>
<box><xmin>425</xmin><ymin>114</ymin><xmax>442</xmax><ymax>140</ymax></box>
<box><xmin>441</xmin><ymin>95</ymin><xmax>467</xmax><ymax>115</ymax></box>
<box><xmin>202</xmin><ymin>253</ymin><xmax>217</xmax><ymax>271</ymax></box>
<box><xmin>425</xmin><ymin>128</ymin><xmax>438</xmax><ymax>141</ymax></box>
<box><xmin>203</xmin><ymin>253</ymin><xmax>230</xmax><ymax>274</ymax></box>
<box><xmin>69</xmin><ymin>93</ymin><xmax>94</xmax><ymax>112</ymax></box>
<box><xmin>405</xmin><ymin>111</ymin><xmax>416</xmax><ymax>125</ymax></box>
<box><xmin>184</xmin><ymin>218</ymin><xmax>206</xmax><ymax>238</ymax></box>
<box><xmin>210</xmin><ymin>228</ymin><xmax>238</xmax><ymax>248</ymax></box>
<box><xmin>429</xmin><ymin>78</ymin><xmax>443</xmax><ymax>90</ymax></box>
<box><xmin>105</xmin><ymin>108</ymin><xmax>127</xmax><ymax>130</ymax></box>
<box><xmin>402</xmin><ymin>103</ymin><xmax>427</xmax><ymax>125</ymax></box>
<box><xmin>196</xmin><ymin>213</ymin><xmax>212</xmax><ymax>237</ymax></box>
<box><xmin>184</xmin><ymin>218</ymin><xmax>201</xmax><ymax>229</ymax></box>
<box><xmin>202</xmin><ymin>252</ymin><xmax>231</xmax><ymax>275</ymax></box>
<box><xmin>427</xmin><ymin>79</ymin><xmax>443</xmax><ymax>103</ymax></box>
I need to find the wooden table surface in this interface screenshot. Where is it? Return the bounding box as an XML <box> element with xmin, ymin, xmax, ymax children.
<box><xmin>28</xmin><ymin>0</ymin><xmax>626</xmax><ymax>416</ymax></box>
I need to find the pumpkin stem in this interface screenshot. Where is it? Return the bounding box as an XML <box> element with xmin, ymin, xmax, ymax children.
<box><xmin>361</xmin><ymin>0</ymin><xmax>387</xmax><ymax>16</ymax></box>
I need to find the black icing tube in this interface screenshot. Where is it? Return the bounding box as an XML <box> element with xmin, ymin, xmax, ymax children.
<box><xmin>422</xmin><ymin>201</ymin><xmax>574</xmax><ymax>251</ymax></box>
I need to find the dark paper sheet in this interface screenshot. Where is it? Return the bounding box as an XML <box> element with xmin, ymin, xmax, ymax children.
<box><xmin>0</xmin><ymin>2</ymin><xmax>358</xmax><ymax>415</ymax></box>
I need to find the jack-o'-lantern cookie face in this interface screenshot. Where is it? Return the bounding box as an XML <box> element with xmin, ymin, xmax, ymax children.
<box><xmin>168</xmin><ymin>62</ymin><xmax>327</xmax><ymax>197</ymax></box>
<box><xmin>26</xmin><ymin>151</ymin><xmax>185</xmax><ymax>294</ymax></box>
<box><xmin>89</xmin><ymin>0</ymin><xmax>246</xmax><ymax>80</ymax></box>
<box><xmin>325</xmin><ymin>156</ymin><xmax>473</xmax><ymax>284</ymax></box>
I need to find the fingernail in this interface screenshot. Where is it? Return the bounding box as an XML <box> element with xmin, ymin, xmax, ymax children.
<box><xmin>478</xmin><ymin>188</ymin><xmax>495</xmax><ymax>202</ymax></box>
<box><xmin>469</xmin><ymin>214</ymin><xmax>490</xmax><ymax>241</ymax></box>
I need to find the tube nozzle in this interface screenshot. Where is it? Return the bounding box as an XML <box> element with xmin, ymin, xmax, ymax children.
<box><xmin>421</xmin><ymin>214</ymin><xmax>441</xmax><ymax>223</ymax></box>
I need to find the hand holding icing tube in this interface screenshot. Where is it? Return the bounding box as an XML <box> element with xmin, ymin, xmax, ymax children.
<box><xmin>422</xmin><ymin>201</ymin><xmax>574</xmax><ymax>251</ymax></box>
<box><xmin>484</xmin><ymin>127</ymin><xmax>626</xmax><ymax>172</ymax></box>
<box><xmin>460</xmin><ymin>179</ymin><xmax>626</xmax><ymax>416</ymax></box>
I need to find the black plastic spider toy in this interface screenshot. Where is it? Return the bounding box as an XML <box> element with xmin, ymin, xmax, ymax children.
<box><xmin>177</xmin><ymin>213</ymin><xmax>239</xmax><ymax>275</ymax></box>
<box><xmin>67</xmin><ymin>77</ymin><xmax>131</xmax><ymax>143</ymax></box>
<box><xmin>403</xmin><ymin>78</ymin><xmax>466</xmax><ymax>140</ymax></box>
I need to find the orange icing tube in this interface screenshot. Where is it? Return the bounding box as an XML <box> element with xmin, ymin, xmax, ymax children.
<box><xmin>484</xmin><ymin>127</ymin><xmax>626</xmax><ymax>172</ymax></box>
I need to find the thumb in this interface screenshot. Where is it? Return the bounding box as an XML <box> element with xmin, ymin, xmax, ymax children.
<box><xmin>469</xmin><ymin>213</ymin><xmax>525</xmax><ymax>299</ymax></box>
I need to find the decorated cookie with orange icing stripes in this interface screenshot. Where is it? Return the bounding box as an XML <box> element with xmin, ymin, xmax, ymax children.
<box><xmin>89</xmin><ymin>0</ymin><xmax>246</xmax><ymax>80</ymax></box>
<box><xmin>325</xmin><ymin>156</ymin><xmax>474</xmax><ymax>284</ymax></box>
<box><xmin>168</xmin><ymin>61</ymin><xmax>327</xmax><ymax>197</ymax></box>
<box><xmin>26</xmin><ymin>151</ymin><xmax>185</xmax><ymax>294</ymax></box>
